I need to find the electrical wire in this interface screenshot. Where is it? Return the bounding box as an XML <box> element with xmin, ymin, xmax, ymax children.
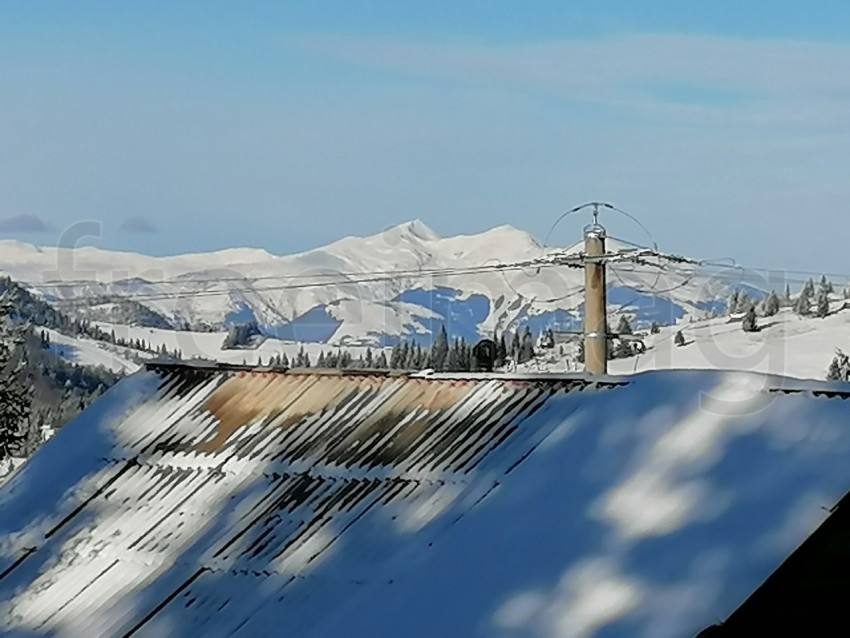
<box><xmin>46</xmin><ymin>261</ymin><xmax>574</xmax><ymax>307</ymax></box>
<box><xmin>34</xmin><ymin>262</ymin><xmax>508</xmax><ymax>289</ymax></box>
<box><xmin>41</xmin><ymin>257</ymin><xmax>816</xmax><ymax>312</ymax></box>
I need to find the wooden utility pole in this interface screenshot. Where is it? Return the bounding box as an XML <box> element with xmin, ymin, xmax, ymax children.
<box><xmin>510</xmin><ymin>200</ymin><xmax>698</xmax><ymax>375</ymax></box>
<box><xmin>583</xmin><ymin>204</ymin><xmax>607</xmax><ymax>375</ymax></box>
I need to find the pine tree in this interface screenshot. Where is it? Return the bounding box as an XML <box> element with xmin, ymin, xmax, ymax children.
<box><xmin>447</xmin><ymin>339</ymin><xmax>461</xmax><ymax>371</ymax></box>
<box><xmin>432</xmin><ymin>326</ymin><xmax>449</xmax><ymax>371</ymax></box>
<box><xmin>496</xmin><ymin>333</ymin><xmax>507</xmax><ymax>367</ymax></box>
<box><xmin>785</xmin><ymin>284</ymin><xmax>792</xmax><ymax>305</ymax></box>
<box><xmin>400</xmin><ymin>342</ymin><xmax>411</xmax><ymax>369</ymax></box>
<box><xmin>742</xmin><ymin>306</ymin><xmax>758</xmax><ymax>332</ymax></box>
<box><xmin>519</xmin><ymin>326</ymin><xmax>535</xmax><ymax>363</ymax></box>
<box><xmin>816</xmin><ymin>285</ymin><xmax>830</xmax><ymax>318</ymax></box>
<box><xmin>674</xmin><ymin>330</ymin><xmax>686</xmax><ymax>347</ymax></box>
<box><xmin>821</xmin><ymin>275</ymin><xmax>834</xmax><ymax>295</ymax></box>
<box><xmin>826</xmin><ymin>349</ymin><xmax>850</xmax><ymax>382</ymax></box>
<box><xmin>803</xmin><ymin>278</ymin><xmax>815</xmax><ymax>298</ymax></box>
<box><xmin>510</xmin><ymin>331</ymin><xmax>521</xmax><ymax>361</ymax></box>
<box><xmin>365</xmin><ymin>348</ymin><xmax>373</xmax><ymax>368</ymax></box>
<box><xmin>615</xmin><ymin>315</ymin><xmax>633</xmax><ymax>336</ymax></box>
<box><xmin>375</xmin><ymin>350</ymin><xmax>388</xmax><ymax>369</ymax></box>
<box><xmin>794</xmin><ymin>287</ymin><xmax>812</xmax><ymax>316</ymax></box>
<box><xmin>727</xmin><ymin>290</ymin><xmax>740</xmax><ymax>315</ymax></box>
<box><xmin>462</xmin><ymin>340</ymin><xmax>473</xmax><ymax>371</ymax></box>
<box><xmin>762</xmin><ymin>290</ymin><xmax>780</xmax><ymax>317</ymax></box>
<box><xmin>404</xmin><ymin>342</ymin><xmax>417</xmax><ymax>369</ymax></box>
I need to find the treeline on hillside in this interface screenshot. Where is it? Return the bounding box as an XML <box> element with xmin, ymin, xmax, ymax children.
<box><xmin>0</xmin><ymin>277</ymin><xmax>111</xmax><ymax>341</ymax></box>
<box><xmin>18</xmin><ymin>328</ymin><xmax>119</xmax><ymax>456</ymax></box>
<box><xmin>730</xmin><ymin>276</ymin><xmax>848</xmax><ymax>335</ymax></box>
<box><xmin>730</xmin><ymin>276</ymin><xmax>847</xmax><ymax>322</ymax></box>
<box><xmin>258</xmin><ymin>326</ymin><xmax>537</xmax><ymax>372</ymax></box>
<box><xmin>72</xmin><ymin>296</ymin><xmax>174</xmax><ymax>329</ymax></box>
<box><xmin>1</xmin><ymin>281</ymin><xmax>123</xmax><ymax>461</ymax></box>
<box><xmin>86</xmin><ymin>329</ymin><xmax>183</xmax><ymax>360</ymax></box>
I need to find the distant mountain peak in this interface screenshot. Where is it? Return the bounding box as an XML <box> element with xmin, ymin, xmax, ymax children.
<box><xmin>388</xmin><ymin>219</ymin><xmax>440</xmax><ymax>241</ymax></box>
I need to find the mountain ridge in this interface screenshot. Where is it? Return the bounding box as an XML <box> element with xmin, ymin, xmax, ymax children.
<box><xmin>0</xmin><ymin>220</ymin><xmax>733</xmax><ymax>346</ymax></box>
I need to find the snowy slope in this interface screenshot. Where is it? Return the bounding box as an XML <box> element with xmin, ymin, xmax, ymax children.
<box><xmin>2</xmin><ymin>369</ymin><xmax>850</xmax><ymax>636</ymax></box>
<box><xmin>44</xmin><ymin>328</ymin><xmax>141</xmax><ymax>374</ymax></box>
<box><xmin>95</xmin><ymin>323</ymin><xmax>389</xmax><ymax>366</ymax></box>
<box><xmin>0</xmin><ymin>221</ymin><xmax>726</xmax><ymax>346</ymax></box>
<box><xmin>522</xmin><ymin>305</ymin><xmax>850</xmax><ymax>382</ymax></box>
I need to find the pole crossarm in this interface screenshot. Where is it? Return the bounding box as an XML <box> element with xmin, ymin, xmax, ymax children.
<box><xmin>515</xmin><ymin>248</ymin><xmax>701</xmax><ymax>271</ymax></box>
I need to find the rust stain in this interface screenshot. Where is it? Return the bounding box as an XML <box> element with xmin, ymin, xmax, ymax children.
<box><xmin>324</xmin><ymin>378</ymin><xmax>476</xmax><ymax>464</ymax></box>
<box><xmin>193</xmin><ymin>372</ymin><xmax>493</xmax><ymax>456</ymax></box>
<box><xmin>196</xmin><ymin>374</ymin><xmax>387</xmax><ymax>452</ymax></box>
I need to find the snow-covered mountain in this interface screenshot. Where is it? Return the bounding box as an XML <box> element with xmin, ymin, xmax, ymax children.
<box><xmin>0</xmin><ymin>220</ymin><xmax>744</xmax><ymax>347</ymax></box>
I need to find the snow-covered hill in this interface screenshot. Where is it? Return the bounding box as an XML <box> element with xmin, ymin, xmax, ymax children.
<box><xmin>0</xmin><ymin>221</ymin><xmax>734</xmax><ymax>347</ymax></box>
<box><xmin>93</xmin><ymin>323</ymin><xmax>386</xmax><ymax>368</ymax></box>
<box><xmin>523</xmin><ymin>305</ymin><xmax>850</xmax><ymax>382</ymax></box>
<box><xmin>43</xmin><ymin>329</ymin><xmax>140</xmax><ymax>375</ymax></box>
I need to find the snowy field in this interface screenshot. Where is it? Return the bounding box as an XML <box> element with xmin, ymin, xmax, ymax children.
<box><xmin>44</xmin><ymin>328</ymin><xmax>141</xmax><ymax>374</ymax></box>
<box><xmin>94</xmin><ymin>323</ymin><xmax>390</xmax><ymax>366</ymax></box>
<box><xmin>524</xmin><ymin>306</ymin><xmax>850</xmax><ymax>382</ymax></box>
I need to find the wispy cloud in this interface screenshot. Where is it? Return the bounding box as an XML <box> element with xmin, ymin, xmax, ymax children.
<box><xmin>0</xmin><ymin>214</ymin><xmax>51</xmax><ymax>233</ymax></box>
<box><xmin>119</xmin><ymin>216</ymin><xmax>158</xmax><ymax>234</ymax></box>
<box><xmin>289</xmin><ymin>33</ymin><xmax>850</xmax><ymax>130</ymax></box>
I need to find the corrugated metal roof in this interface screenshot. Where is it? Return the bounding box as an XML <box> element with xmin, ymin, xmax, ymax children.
<box><xmin>4</xmin><ymin>366</ymin><xmax>850</xmax><ymax>638</ymax></box>
<box><xmin>0</xmin><ymin>367</ymin><xmax>618</xmax><ymax>637</ymax></box>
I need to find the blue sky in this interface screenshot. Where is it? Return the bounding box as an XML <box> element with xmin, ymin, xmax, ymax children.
<box><xmin>2</xmin><ymin>1</ymin><xmax>850</xmax><ymax>272</ymax></box>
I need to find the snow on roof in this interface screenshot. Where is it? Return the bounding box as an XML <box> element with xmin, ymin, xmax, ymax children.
<box><xmin>1</xmin><ymin>367</ymin><xmax>850</xmax><ymax>637</ymax></box>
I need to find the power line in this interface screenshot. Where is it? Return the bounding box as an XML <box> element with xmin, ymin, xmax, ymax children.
<box><xmin>36</xmin><ymin>259</ymin><xmax>835</xmax><ymax>313</ymax></box>
<box><xmin>46</xmin><ymin>261</ymin><xmax>578</xmax><ymax>307</ymax></box>
<box><xmin>41</xmin><ymin>249</ymin><xmax>703</xmax><ymax>310</ymax></box>
<box><xmin>30</xmin><ymin>262</ymin><xmax>523</xmax><ymax>289</ymax></box>
<box><xmin>35</xmin><ymin>261</ymin><xmax>711</xmax><ymax>310</ymax></box>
